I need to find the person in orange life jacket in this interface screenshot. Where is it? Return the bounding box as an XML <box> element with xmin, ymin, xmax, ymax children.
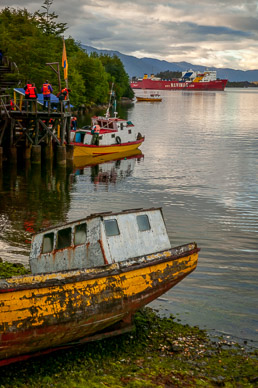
<box><xmin>71</xmin><ymin>117</ymin><xmax>77</xmax><ymax>131</ymax></box>
<box><xmin>91</xmin><ymin>124</ymin><xmax>100</xmax><ymax>145</ymax></box>
<box><xmin>58</xmin><ymin>88</ymin><xmax>71</xmax><ymax>111</ymax></box>
<box><xmin>41</xmin><ymin>80</ymin><xmax>53</xmax><ymax>110</ymax></box>
<box><xmin>27</xmin><ymin>83</ymin><xmax>38</xmax><ymax>111</ymax></box>
<box><xmin>24</xmin><ymin>80</ymin><xmax>32</xmax><ymax>110</ymax></box>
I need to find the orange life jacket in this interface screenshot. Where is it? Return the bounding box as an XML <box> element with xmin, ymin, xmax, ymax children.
<box><xmin>25</xmin><ymin>83</ymin><xmax>32</xmax><ymax>95</ymax></box>
<box><xmin>42</xmin><ymin>83</ymin><xmax>50</xmax><ymax>95</ymax></box>
<box><xmin>94</xmin><ymin>125</ymin><xmax>100</xmax><ymax>133</ymax></box>
<box><xmin>61</xmin><ymin>88</ymin><xmax>69</xmax><ymax>100</ymax></box>
<box><xmin>28</xmin><ymin>86</ymin><xmax>37</xmax><ymax>98</ymax></box>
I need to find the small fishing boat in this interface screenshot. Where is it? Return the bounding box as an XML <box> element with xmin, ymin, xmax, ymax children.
<box><xmin>0</xmin><ymin>208</ymin><xmax>200</xmax><ymax>366</ymax></box>
<box><xmin>136</xmin><ymin>92</ymin><xmax>162</xmax><ymax>102</ymax></box>
<box><xmin>71</xmin><ymin>84</ymin><xmax>144</xmax><ymax>157</ymax></box>
<box><xmin>71</xmin><ymin>114</ymin><xmax>144</xmax><ymax>157</ymax></box>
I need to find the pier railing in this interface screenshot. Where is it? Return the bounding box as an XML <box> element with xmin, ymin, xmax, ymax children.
<box><xmin>0</xmin><ymin>93</ymin><xmax>71</xmax><ymax>115</ymax></box>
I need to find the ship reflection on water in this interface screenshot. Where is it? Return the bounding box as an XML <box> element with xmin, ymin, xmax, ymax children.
<box><xmin>73</xmin><ymin>150</ymin><xmax>144</xmax><ymax>189</ymax></box>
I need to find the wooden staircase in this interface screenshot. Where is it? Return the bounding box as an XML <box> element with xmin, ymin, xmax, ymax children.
<box><xmin>0</xmin><ymin>57</ymin><xmax>20</xmax><ymax>93</ymax></box>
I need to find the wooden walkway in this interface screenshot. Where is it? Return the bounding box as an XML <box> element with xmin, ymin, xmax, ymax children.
<box><xmin>0</xmin><ymin>94</ymin><xmax>73</xmax><ymax>166</ymax></box>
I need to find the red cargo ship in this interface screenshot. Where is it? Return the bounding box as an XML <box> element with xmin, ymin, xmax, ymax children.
<box><xmin>131</xmin><ymin>70</ymin><xmax>228</xmax><ymax>91</ymax></box>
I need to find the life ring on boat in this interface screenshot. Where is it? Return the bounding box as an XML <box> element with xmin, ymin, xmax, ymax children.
<box><xmin>116</xmin><ymin>136</ymin><xmax>121</xmax><ymax>144</ymax></box>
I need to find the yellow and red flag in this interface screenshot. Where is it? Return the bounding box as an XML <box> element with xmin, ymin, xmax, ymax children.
<box><xmin>62</xmin><ymin>39</ymin><xmax>68</xmax><ymax>80</ymax></box>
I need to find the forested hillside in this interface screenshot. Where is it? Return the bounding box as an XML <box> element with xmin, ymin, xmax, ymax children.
<box><xmin>0</xmin><ymin>2</ymin><xmax>133</xmax><ymax>108</ymax></box>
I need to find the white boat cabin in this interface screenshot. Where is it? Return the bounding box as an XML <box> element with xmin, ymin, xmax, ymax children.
<box><xmin>29</xmin><ymin>208</ymin><xmax>171</xmax><ymax>274</ymax></box>
<box><xmin>71</xmin><ymin>116</ymin><xmax>142</xmax><ymax>146</ymax></box>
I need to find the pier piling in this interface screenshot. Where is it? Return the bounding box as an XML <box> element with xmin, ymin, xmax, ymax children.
<box><xmin>56</xmin><ymin>145</ymin><xmax>66</xmax><ymax>167</ymax></box>
<box><xmin>31</xmin><ymin>145</ymin><xmax>41</xmax><ymax>164</ymax></box>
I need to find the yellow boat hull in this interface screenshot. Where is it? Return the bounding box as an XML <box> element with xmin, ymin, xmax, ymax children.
<box><xmin>136</xmin><ymin>97</ymin><xmax>162</xmax><ymax>102</ymax></box>
<box><xmin>0</xmin><ymin>243</ymin><xmax>199</xmax><ymax>365</ymax></box>
<box><xmin>72</xmin><ymin>138</ymin><xmax>144</xmax><ymax>157</ymax></box>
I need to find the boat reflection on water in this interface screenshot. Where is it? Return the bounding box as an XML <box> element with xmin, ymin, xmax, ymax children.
<box><xmin>73</xmin><ymin>150</ymin><xmax>144</xmax><ymax>187</ymax></box>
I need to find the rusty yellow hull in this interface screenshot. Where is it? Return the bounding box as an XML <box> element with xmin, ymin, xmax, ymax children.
<box><xmin>72</xmin><ymin>138</ymin><xmax>144</xmax><ymax>157</ymax></box>
<box><xmin>0</xmin><ymin>243</ymin><xmax>199</xmax><ymax>366</ymax></box>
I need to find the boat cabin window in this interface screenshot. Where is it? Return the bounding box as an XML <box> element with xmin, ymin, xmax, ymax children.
<box><xmin>99</xmin><ymin>136</ymin><xmax>103</xmax><ymax>140</ymax></box>
<box><xmin>57</xmin><ymin>227</ymin><xmax>72</xmax><ymax>250</ymax></box>
<box><xmin>111</xmin><ymin>134</ymin><xmax>115</xmax><ymax>138</ymax></box>
<box><xmin>104</xmin><ymin>219</ymin><xmax>120</xmax><ymax>236</ymax></box>
<box><xmin>120</xmin><ymin>124</ymin><xmax>124</xmax><ymax>130</ymax></box>
<box><xmin>128</xmin><ymin>129</ymin><xmax>132</xmax><ymax>134</ymax></box>
<box><xmin>75</xmin><ymin>223</ymin><xmax>87</xmax><ymax>246</ymax></box>
<box><xmin>137</xmin><ymin>215</ymin><xmax>151</xmax><ymax>232</ymax></box>
<box><xmin>42</xmin><ymin>232</ymin><xmax>54</xmax><ymax>253</ymax></box>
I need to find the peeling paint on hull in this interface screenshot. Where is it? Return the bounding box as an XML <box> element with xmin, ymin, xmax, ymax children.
<box><xmin>0</xmin><ymin>244</ymin><xmax>199</xmax><ymax>366</ymax></box>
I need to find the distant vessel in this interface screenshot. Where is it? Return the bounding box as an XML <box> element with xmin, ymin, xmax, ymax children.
<box><xmin>131</xmin><ymin>70</ymin><xmax>228</xmax><ymax>91</ymax></box>
<box><xmin>136</xmin><ymin>92</ymin><xmax>162</xmax><ymax>102</ymax></box>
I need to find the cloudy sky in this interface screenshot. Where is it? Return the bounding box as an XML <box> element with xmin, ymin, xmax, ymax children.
<box><xmin>1</xmin><ymin>0</ymin><xmax>258</xmax><ymax>70</ymax></box>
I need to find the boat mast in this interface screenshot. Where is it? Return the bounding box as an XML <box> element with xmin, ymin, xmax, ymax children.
<box><xmin>105</xmin><ymin>82</ymin><xmax>117</xmax><ymax>118</ymax></box>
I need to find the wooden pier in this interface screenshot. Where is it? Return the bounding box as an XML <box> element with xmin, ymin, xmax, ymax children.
<box><xmin>0</xmin><ymin>93</ymin><xmax>74</xmax><ymax>167</ymax></box>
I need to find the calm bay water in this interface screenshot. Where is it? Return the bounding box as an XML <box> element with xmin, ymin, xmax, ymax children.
<box><xmin>0</xmin><ymin>88</ymin><xmax>257</xmax><ymax>345</ymax></box>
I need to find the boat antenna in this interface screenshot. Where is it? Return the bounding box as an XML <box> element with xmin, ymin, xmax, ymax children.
<box><xmin>105</xmin><ymin>82</ymin><xmax>114</xmax><ymax>118</ymax></box>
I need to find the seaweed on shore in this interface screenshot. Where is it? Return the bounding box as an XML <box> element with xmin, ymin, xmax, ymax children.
<box><xmin>0</xmin><ymin>307</ymin><xmax>257</xmax><ymax>387</ymax></box>
<box><xmin>0</xmin><ymin>259</ymin><xmax>30</xmax><ymax>279</ymax></box>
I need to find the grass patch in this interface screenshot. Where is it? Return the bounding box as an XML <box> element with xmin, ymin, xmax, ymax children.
<box><xmin>0</xmin><ymin>307</ymin><xmax>257</xmax><ymax>387</ymax></box>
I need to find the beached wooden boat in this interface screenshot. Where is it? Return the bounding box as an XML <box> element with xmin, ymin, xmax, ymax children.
<box><xmin>70</xmin><ymin>114</ymin><xmax>144</xmax><ymax>157</ymax></box>
<box><xmin>0</xmin><ymin>208</ymin><xmax>200</xmax><ymax>366</ymax></box>
<box><xmin>136</xmin><ymin>93</ymin><xmax>162</xmax><ymax>102</ymax></box>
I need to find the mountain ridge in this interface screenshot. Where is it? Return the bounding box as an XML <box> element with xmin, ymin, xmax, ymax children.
<box><xmin>81</xmin><ymin>45</ymin><xmax>258</xmax><ymax>82</ymax></box>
